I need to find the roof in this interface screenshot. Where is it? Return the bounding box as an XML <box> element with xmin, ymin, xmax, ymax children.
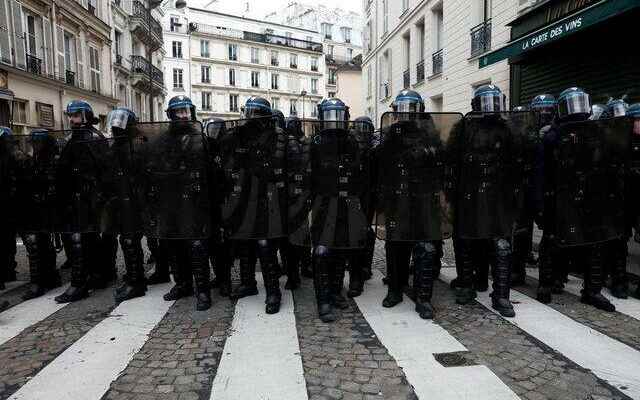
<box><xmin>188</xmin><ymin>7</ymin><xmax>320</xmax><ymax>34</ymax></box>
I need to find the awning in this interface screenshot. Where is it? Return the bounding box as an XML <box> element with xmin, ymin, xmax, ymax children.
<box><xmin>479</xmin><ymin>0</ymin><xmax>640</xmax><ymax>68</ymax></box>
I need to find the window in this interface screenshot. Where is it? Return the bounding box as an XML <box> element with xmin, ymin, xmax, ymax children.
<box><xmin>251</xmin><ymin>47</ymin><xmax>260</xmax><ymax>64</ymax></box>
<box><xmin>228</xmin><ymin>44</ymin><xmax>237</xmax><ymax>61</ymax></box>
<box><xmin>172</xmin><ymin>41</ymin><xmax>182</xmax><ymax>58</ymax></box>
<box><xmin>290</xmin><ymin>99</ymin><xmax>298</xmax><ymax>116</ymax></box>
<box><xmin>328</xmin><ymin>69</ymin><xmax>337</xmax><ymax>85</ymax></box>
<box><xmin>229</xmin><ymin>94</ymin><xmax>239</xmax><ymax>112</ymax></box>
<box><xmin>383</xmin><ymin>0</ymin><xmax>389</xmax><ymax>34</ymax></box>
<box><xmin>311</xmin><ymin>57</ymin><xmax>318</xmax><ymax>72</ymax></box>
<box><xmin>271</xmin><ymin>73</ymin><xmax>279</xmax><ymax>90</ymax></box>
<box><xmin>12</xmin><ymin>99</ymin><xmax>28</xmax><ymax>124</ymax></box>
<box><xmin>26</xmin><ymin>14</ymin><xmax>38</xmax><ymax>56</ymax></box>
<box><xmin>311</xmin><ymin>106</ymin><xmax>317</xmax><ymax>118</ymax></box>
<box><xmin>347</xmin><ymin>48</ymin><xmax>353</xmax><ymax>61</ymax></box>
<box><xmin>290</xmin><ymin>54</ymin><xmax>298</xmax><ymax>69</ymax></box>
<box><xmin>201</xmin><ymin>65</ymin><xmax>210</xmax><ymax>83</ymax></box>
<box><xmin>202</xmin><ymin>92</ymin><xmax>212</xmax><ymax>111</ymax></box>
<box><xmin>173</xmin><ymin>68</ymin><xmax>183</xmax><ymax>89</ymax></box>
<box><xmin>340</xmin><ymin>27</ymin><xmax>352</xmax><ymax>43</ymax></box>
<box><xmin>434</xmin><ymin>8</ymin><xmax>443</xmax><ymax>51</ymax></box>
<box><xmin>482</xmin><ymin>0</ymin><xmax>492</xmax><ymax>21</ymax></box>
<box><xmin>311</xmin><ymin>78</ymin><xmax>318</xmax><ymax>94</ymax></box>
<box><xmin>271</xmin><ymin>51</ymin><xmax>279</xmax><ymax>66</ymax></box>
<box><xmin>328</xmin><ymin>45</ymin><xmax>334</xmax><ymax>57</ymax></box>
<box><xmin>89</xmin><ymin>46</ymin><xmax>101</xmax><ymax>93</ymax></box>
<box><xmin>170</xmin><ymin>16</ymin><xmax>180</xmax><ymax>32</ymax></box>
<box><xmin>229</xmin><ymin>69</ymin><xmax>236</xmax><ymax>86</ymax></box>
<box><xmin>114</xmin><ymin>31</ymin><xmax>122</xmax><ymax>60</ymax></box>
<box><xmin>321</xmin><ymin>23</ymin><xmax>333</xmax><ymax>40</ymax></box>
<box><xmin>200</xmin><ymin>40</ymin><xmax>210</xmax><ymax>57</ymax></box>
<box><xmin>251</xmin><ymin>71</ymin><xmax>260</xmax><ymax>88</ymax></box>
<box><xmin>272</xmin><ymin>97</ymin><xmax>280</xmax><ymax>110</ymax></box>
<box><xmin>63</xmin><ymin>32</ymin><xmax>76</xmax><ymax>72</ymax></box>
<box><xmin>367</xmin><ymin>65</ymin><xmax>372</xmax><ymax>97</ymax></box>
<box><xmin>328</xmin><ymin>91</ymin><xmax>336</xmax><ymax>98</ymax></box>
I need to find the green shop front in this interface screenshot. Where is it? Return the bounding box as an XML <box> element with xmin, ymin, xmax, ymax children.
<box><xmin>479</xmin><ymin>0</ymin><xmax>640</xmax><ymax>106</ymax></box>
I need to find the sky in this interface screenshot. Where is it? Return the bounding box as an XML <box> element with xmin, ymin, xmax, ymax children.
<box><xmin>189</xmin><ymin>0</ymin><xmax>363</xmax><ymax>18</ymax></box>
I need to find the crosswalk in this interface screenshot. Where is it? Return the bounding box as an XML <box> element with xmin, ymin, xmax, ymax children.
<box><xmin>1</xmin><ymin>264</ymin><xmax>640</xmax><ymax>400</ymax></box>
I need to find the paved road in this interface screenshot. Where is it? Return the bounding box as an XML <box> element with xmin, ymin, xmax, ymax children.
<box><xmin>1</xmin><ymin>239</ymin><xmax>639</xmax><ymax>400</ymax></box>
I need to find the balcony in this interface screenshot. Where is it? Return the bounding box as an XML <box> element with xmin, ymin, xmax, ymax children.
<box><xmin>190</xmin><ymin>23</ymin><xmax>323</xmax><ymax>53</ymax></box>
<box><xmin>130</xmin><ymin>55</ymin><xmax>164</xmax><ymax>95</ymax></box>
<box><xmin>416</xmin><ymin>60</ymin><xmax>425</xmax><ymax>83</ymax></box>
<box><xmin>470</xmin><ymin>19</ymin><xmax>492</xmax><ymax>58</ymax></box>
<box><xmin>26</xmin><ymin>54</ymin><xmax>42</xmax><ymax>76</ymax></box>
<box><xmin>325</xmin><ymin>54</ymin><xmax>356</xmax><ymax>66</ymax></box>
<box><xmin>65</xmin><ymin>70</ymin><xmax>76</xmax><ymax>86</ymax></box>
<box><xmin>271</xmin><ymin>58</ymin><xmax>279</xmax><ymax>66</ymax></box>
<box><xmin>403</xmin><ymin>69</ymin><xmax>410</xmax><ymax>89</ymax></box>
<box><xmin>130</xmin><ymin>0</ymin><xmax>163</xmax><ymax>51</ymax></box>
<box><xmin>432</xmin><ymin>49</ymin><xmax>443</xmax><ymax>76</ymax></box>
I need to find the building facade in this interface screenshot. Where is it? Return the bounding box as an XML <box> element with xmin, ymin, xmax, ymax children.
<box><xmin>161</xmin><ymin>6</ymin><xmax>326</xmax><ymax>121</ymax></box>
<box><xmin>111</xmin><ymin>0</ymin><xmax>166</xmax><ymax>122</ymax></box>
<box><xmin>361</xmin><ymin>0</ymin><xmax>519</xmax><ymax>126</ymax></box>
<box><xmin>335</xmin><ymin>59</ymin><xmax>364</xmax><ymax>118</ymax></box>
<box><xmin>0</xmin><ymin>0</ymin><xmax>118</xmax><ymax>132</ymax></box>
<box><xmin>265</xmin><ymin>3</ymin><xmax>364</xmax><ymax>101</ymax></box>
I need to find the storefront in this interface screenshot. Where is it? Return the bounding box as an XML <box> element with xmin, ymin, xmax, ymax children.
<box><xmin>479</xmin><ymin>0</ymin><xmax>640</xmax><ymax>106</ymax></box>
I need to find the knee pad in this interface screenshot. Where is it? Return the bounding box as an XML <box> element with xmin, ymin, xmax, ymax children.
<box><xmin>257</xmin><ymin>239</ymin><xmax>269</xmax><ymax>249</ymax></box>
<box><xmin>495</xmin><ymin>238</ymin><xmax>511</xmax><ymax>256</ymax></box>
<box><xmin>314</xmin><ymin>245</ymin><xmax>329</xmax><ymax>258</ymax></box>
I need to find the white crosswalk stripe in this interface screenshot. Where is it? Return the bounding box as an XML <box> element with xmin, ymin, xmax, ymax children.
<box><xmin>353</xmin><ymin>270</ymin><xmax>520</xmax><ymax>400</ymax></box>
<box><xmin>8</xmin><ymin>283</ymin><xmax>174</xmax><ymax>400</ymax></box>
<box><xmin>440</xmin><ymin>267</ymin><xmax>640</xmax><ymax>399</ymax></box>
<box><xmin>0</xmin><ymin>285</ymin><xmax>69</xmax><ymax>346</ymax></box>
<box><xmin>526</xmin><ymin>268</ymin><xmax>640</xmax><ymax>321</ymax></box>
<box><xmin>209</xmin><ymin>275</ymin><xmax>307</xmax><ymax>400</ymax></box>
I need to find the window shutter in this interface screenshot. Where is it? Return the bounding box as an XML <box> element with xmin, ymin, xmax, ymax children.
<box><xmin>10</xmin><ymin>0</ymin><xmax>25</xmax><ymax>69</ymax></box>
<box><xmin>42</xmin><ymin>18</ymin><xmax>53</xmax><ymax>75</ymax></box>
<box><xmin>56</xmin><ymin>26</ymin><xmax>64</xmax><ymax>77</ymax></box>
<box><xmin>0</xmin><ymin>0</ymin><xmax>11</xmax><ymax>64</ymax></box>
<box><xmin>76</xmin><ymin>40</ymin><xmax>84</xmax><ymax>87</ymax></box>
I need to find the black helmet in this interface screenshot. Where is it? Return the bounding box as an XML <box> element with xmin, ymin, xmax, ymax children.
<box><xmin>65</xmin><ymin>100</ymin><xmax>99</xmax><ymax>127</ymax></box>
<box><xmin>243</xmin><ymin>96</ymin><xmax>272</xmax><ymax>119</ymax></box>
<box><xmin>471</xmin><ymin>84</ymin><xmax>505</xmax><ymax>112</ymax></box>
<box><xmin>354</xmin><ymin>116</ymin><xmax>374</xmax><ymax>135</ymax></box>
<box><xmin>391</xmin><ymin>90</ymin><xmax>425</xmax><ymax>113</ymax></box>
<box><xmin>106</xmin><ymin>107</ymin><xmax>137</xmax><ymax>137</ymax></box>
<box><xmin>272</xmin><ymin>109</ymin><xmax>286</xmax><ymax>130</ymax></box>
<box><xmin>166</xmin><ymin>95</ymin><xmax>196</xmax><ymax>121</ymax></box>
<box><xmin>606</xmin><ymin>98</ymin><xmax>629</xmax><ymax>118</ymax></box>
<box><xmin>557</xmin><ymin>87</ymin><xmax>590</xmax><ymax>120</ymax></box>
<box><xmin>205</xmin><ymin>117</ymin><xmax>226</xmax><ymax>140</ymax></box>
<box><xmin>531</xmin><ymin>94</ymin><xmax>557</xmax><ymax>125</ymax></box>
<box><xmin>285</xmin><ymin>116</ymin><xmax>303</xmax><ymax>138</ymax></box>
<box><xmin>318</xmin><ymin>98</ymin><xmax>350</xmax><ymax>130</ymax></box>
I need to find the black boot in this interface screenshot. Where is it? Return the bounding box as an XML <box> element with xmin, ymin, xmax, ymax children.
<box><xmin>115</xmin><ymin>235</ymin><xmax>147</xmax><ymax>304</ymax></box>
<box><xmin>347</xmin><ymin>254</ymin><xmax>364</xmax><ymax>298</ymax></box>
<box><xmin>22</xmin><ymin>234</ymin><xmax>48</xmax><ymax>300</ymax></box>
<box><xmin>490</xmin><ymin>239</ymin><xmax>515</xmax><ymax>318</ymax></box>
<box><xmin>231</xmin><ymin>248</ymin><xmax>259</xmax><ymax>299</ymax></box>
<box><xmin>262</xmin><ymin>264</ymin><xmax>282</xmax><ymax>314</ymax></box>
<box><xmin>163</xmin><ymin>283</ymin><xmax>193</xmax><ymax>301</ymax></box>
<box><xmin>55</xmin><ymin>233</ymin><xmax>89</xmax><ymax>303</ymax></box>
<box><xmin>163</xmin><ymin>245</ymin><xmax>193</xmax><ymax>301</ymax></box>
<box><xmin>332</xmin><ymin>259</ymin><xmax>349</xmax><ymax>310</ymax></box>
<box><xmin>455</xmin><ymin>239</ymin><xmax>477</xmax><ymax>305</ymax></box>
<box><xmin>413</xmin><ymin>242</ymin><xmax>436</xmax><ymax>319</ymax></box>
<box><xmin>192</xmin><ymin>240</ymin><xmax>212</xmax><ymax>311</ymax></box>
<box><xmin>537</xmin><ymin>286</ymin><xmax>552</xmax><ymax>304</ymax></box>
<box><xmin>537</xmin><ymin>236</ymin><xmax>554</xmax><ymax>303</ymax></box>
<box><xmin>609</xmin><ymin>240</ymin><xmax>628</xmax><ymax>299</ymax></box>
<box><xmin>581</xmin><ymin>292</ymin><xmax>615</xmax><ymax>312</ymax></box>
<box><xmin>315</xmin><ymin>252</ymin><xmax>336</xmax><ymax>323</ymax></box>
<box><xmin>382</xmin><ymin>243</ymin><xmax>403</xmax><ymax>308</ymax></box>
<box><xmin>581</xmin><ymin>244</ymin><xmax>615</xmax><ymax>312</ymax></box>
<box><xmin>300</xmin><ymin>247</ymin><xmax>313</xmax><ymax>278</ymax></box>
<box><xmin>284</xmin><ymin>244</ymin><xmax>301</xmax><ymax>290</ymax></box>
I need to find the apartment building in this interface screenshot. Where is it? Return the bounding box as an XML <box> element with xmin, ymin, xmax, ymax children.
<box><xmin>361</xmin><ymin>0</ymin><xmax>519</xmax><ymax>126</ymax></box>
<box><xmin>162</xmin><ymin>5</ymin><xmax>325</xmax><ymax>120</ymax></box>
<box><xmin>0</xmin><ymin>0</ymin><xmax>118</xmax><ymax>131</ymax></box>
<box><xmin>265</xmin><ymin>3</ymin><xmax>364</xmax><ymax>100</ymax></box>
<box><xmin>111</xmin><ymin>0</ymin><xmax>166</xmax><ymax>122</ymax></box>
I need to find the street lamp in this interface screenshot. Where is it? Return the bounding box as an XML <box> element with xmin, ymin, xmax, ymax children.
<box><xmin>300</xmin><ymin>90</ymin><xmax>307</xmax><ymax>119</ymax></box>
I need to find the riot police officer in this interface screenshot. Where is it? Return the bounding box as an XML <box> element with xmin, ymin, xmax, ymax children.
<box><xmin>308</xmin><ymin>98</ymin><xmax>371</xmax><ymax>322</ymax></box>
<box><xmin>0</xmin><ymin>126</ymin><xmax>16</xmax><ymax>291</ymax></box>
<box><xmin>160</xmin><ymin>95</ymin><xmax>212</xmax><ymax>310</ymax></box>
<box><xmin>629</xmin><ymin>103</ymin><xmax>640</xmax><ymax>300</ymax></box>
<box><xmin>452</xmin><ymin>84</ymin><xmax>521</xmax><ymax>317</ymax></box>
<box><xmin>104</xmin><ymin>108</ymin><xmax>148</xmax><ymax>303</ymax></box>
<box><xmin>376</xmin><ymin>90</ymin><xmax>458</xmax><ymax>319</ymax></box>
<box><xmin>55</xmin><ymin>100</ymin><xmax>104</xmax><ymax>303</ymax></box>
<box><xmin>536</xmin><ymin>87</ymin><xmax>620</xmax><ymax>312</ymax></box>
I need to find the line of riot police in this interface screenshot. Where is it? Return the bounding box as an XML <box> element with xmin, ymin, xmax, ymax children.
<box><xmin>1</xmin><ymin>85</ymin><xmax>638</xmax><ymax>321</ymax></box>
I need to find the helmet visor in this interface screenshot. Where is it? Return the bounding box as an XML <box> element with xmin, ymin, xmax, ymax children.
<box><xmin>66</xmin><ymin>110</ymin><xmax>87</xmax><ymax>127</ymax></box>
<box><xmin>479</xmin><ymin>93</ymin><xmax>504</xmax><ymax>112</ymax></box>
<box><xmin>395</xmin><ymin>100</ymin><xmax>420</xmax><ymax>113</ymax></box>
<box><xmin>321</xmin><ymin>109</ymin><xmax>347</xmax><ymax>130</ymax></box>
<box><xmin>589</xmin><ymin>105</ymin><xmax>605</xmax><ymax>120</ymax></box>
<box><xmin>206</xmin><ymin>121</ymin><xmax>225</xmax><ymax>139</ymax></box>
<box><xmin>610</xmin><ymin>103</ymin><xmax>628</xmax><ymax>117</ymax></box>
<box><xmin>173</xmin><ymin>106</ymin><xmax>193</xmax><ymax>121</ymax></box>
<box><xmin>559</xmin><ymin>92</ymin><xmax>590</xmax><ymax>117</ymax></box>
<box><xmin>243</xmin><ymin>105</ymin><xmax>270</xmax><ymax>119</ymax></box>
<box><xmin>107</xmin><ymin>110</ymin><xmax>130</xmax><ymax>129</ymax></box>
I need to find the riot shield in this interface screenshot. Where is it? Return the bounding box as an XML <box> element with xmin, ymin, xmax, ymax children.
<box><xmin>0</xmin><ymin>133</ymin><xmax>66</xmax><ymax>232</ymax></box>
<box><xmin>375</xmin><ymin>112</ymin><xmax>462</xmax><ymax>242</ymax></box>
<box><xmin>217</xmin><ymin>117</ymin><xmax>288</xmax><ymax>240</ymax></box>
<box><xmin>454</xmin><ymin>111</ymin><xmax>538</xmax><ymax>239</ymax></box>
<box><xmin>132</xmin><ymin>121</ymin><xmax>210</xmax><ymax>239</ymax></box>
<box><xmin>287</xmin><ymin>120</ymin><xmax>316</xmax><ymax>247</ymax></box>
<box><xmin>553</xmin><ymin>117</ymin><xmax>631</xmax><ymax>247</ymax></box>
<box><xmin>55</xmin><ymin>129</ymin><xmax>112</xmax><ymax>233</ymax></box>
<box><xmin>309</xmin><ymin>122</ymin><xmax>371</xmax><ymax>249</ymax></box>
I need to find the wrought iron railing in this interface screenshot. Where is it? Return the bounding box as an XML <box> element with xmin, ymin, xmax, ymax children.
<box><xmin>381</xmin><ymin>82</ymin><xmax>390</xmax><ymax>99</ymax></box>
<box><xmin>131</xmin><ymin>55</ymin><xmax>163</xmax><ymax>86</ymax></box>
<box><xmin>416</xmin><ymin>59</ymin><xmax>425</xmax><ymax>83</ymax></box>
<box><xmin>115</xmin><ymin>54</ymin><xmax>123</xmax><ymax>65</ymax></box>
<box><xmin>271</xmin><ymin>58</ymin><xmax>279</xmax><ymax>66</ymax></box>
<box><xmin>432</xmin><ymin>49</ymin><xmax>443</xmax><ymax>75</ymax></box>
<box><xmin>403</xmin><ymin>69</ymin><xmax>410</xmax><ymax>89</ymax></box>
<box><xmin>65</xmin><ymin>70</ymin><xmax>75</xmax><ymax>86</ymax></box>
<box><xmin>26</xmin><ymin>54</ymin><xmax>42</xmax><ymax>76</ymax></box>
<box><xmin>132</xmin><ymin>1</ymin><xmax>163</xmax><ymax>44</ymax></box>
<box><xmin>470</xmin><ymin>19</ymin><xmax>492</xmax><ymax>58</ymax></box>
<box><xmin>325</xmin><ymin>54</ymin><xmax>354</xmax><ymax>65</ymax></box>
